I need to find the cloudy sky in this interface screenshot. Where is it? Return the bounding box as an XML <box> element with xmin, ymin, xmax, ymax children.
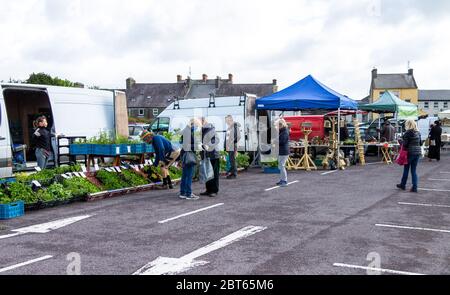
<box><xmin>1</xmin><ymin>0</ymin><xmax>449</xmax><ymax>99</ymax></box>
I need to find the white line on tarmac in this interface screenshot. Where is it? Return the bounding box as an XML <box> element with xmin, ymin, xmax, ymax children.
<box><xmin>265</xmin><ymin>180</ymin><xmax>299</xmax><ymax>192</ymax></box>
<box><xmin>376</xmin><ymin>223</ymin><xmax>450</xmax><ymax>234</ymax></box>
<box><xmin>158</xmin><ymin>203</ymin><xmax>224</xmax><ymax>224</ymax></box>
<box><xmin>419</xmin><ymin>188</ymin><xmax>450</xmax><ymax>192</ymax></box>
<box><xmin>440</xmin><ymin>172</ymin><xmax>450</xmax><ymax>174</ymax></box>
<box><xmin>321</xmin><ymin>170</ymin><xmax>338</xmax><ymax>175</ymax></box>
<box><xmin>0</xmin><ymin>255</ymin><xmax>53</xmax><ymax>273</ymax></box>
<box><xmin>428</xmin><ymin>179</ymin><xmax>450</xmax><ymax>182</ymax></box>
<box><xmin>398</xmin><ymin>202</ymin><xmax>450</xmax><ymax>208</ymax></box>
<box><xmin>333</xmin><ymin>263</ymin><xmax>424</xmax><ymax>275</ymax></box>
<box><xmin>366</xmin><ymin>162</ymin><xmax>384</xmax><ymax>165</ymax></box>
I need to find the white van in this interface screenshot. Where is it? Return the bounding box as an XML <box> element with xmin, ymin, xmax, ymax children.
<box><xmin>149</xmin><ymin>93</ymin><xmax>259</xmax><ymax>152</ymax></box>
<box><xmin>0</xmin><ymin>83</ymin><xmax>128</xmax><ymax>177</ymax></box>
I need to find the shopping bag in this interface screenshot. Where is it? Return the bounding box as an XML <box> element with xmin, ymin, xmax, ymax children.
<box><xmin>395</xmin><ymin>146</ymin><xmax>408</xmax><ymax>166</ymax></box>
<box><xmin>199</xmin><ymin>158</ymin><xmax>214</xmax><ymax>183</ymax></box>
<box><xmin>181</xmin><ymin>151</ymin><xmax>197</xmax><ymax>166</ymax></box>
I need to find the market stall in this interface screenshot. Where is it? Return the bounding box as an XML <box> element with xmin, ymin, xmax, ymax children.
<box><xmin>359</xmin><ymin>91</ymin><xmax>418</xmax><ymax>163</ymax></box>
<box><xmin>256</xmin><ymin>75</ymin><xmax>358</xmax><ymax>170</ymax></box>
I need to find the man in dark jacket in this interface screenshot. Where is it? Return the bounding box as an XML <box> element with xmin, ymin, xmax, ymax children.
<box><xmin>224</xmin><ymin>115</ymin><xmax>241</xmax><ymax>179</ymax></box>
<box><xmin>379</xmin><ymin>121</ymin><xmax>396</xmax><ymax>142</ymax></box>
<box><xmin>141</xmin><ymin>130</ymin><xmax>180</xmax><ymax>189</ymax></box>
<box><xmin>428</xmin><ymin>120</ymin><xmax>442</xmax><ymax>162</ymax></box>
<box><xmin>397</xmin><ymin>120</ymin><xmax>421</xmax><ymax>193</ymax></box>
<box><xmin>200</xmin><ymin>118</ymin><xmax>220</xmax><ymax>197</ymax></box>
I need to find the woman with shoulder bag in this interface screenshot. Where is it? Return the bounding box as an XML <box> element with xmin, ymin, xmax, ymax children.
<box><xmin>397</xmin><ymin>120</ymin><xmax>421</xmax><ymax>193</ymax></box>
<box><xmin>179</xmin><ymin>118</ymin><xmax>201</xmax><ymax>200</ymax></box>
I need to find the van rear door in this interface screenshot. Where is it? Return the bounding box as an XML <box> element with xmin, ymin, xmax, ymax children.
<box><xmin>0</xmin><ymin>89</ymin><xmax>12</xmax><ymax>177</ymax></box>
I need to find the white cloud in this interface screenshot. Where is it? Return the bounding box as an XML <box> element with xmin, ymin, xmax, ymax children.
<box><xmin>0</xmin><ymin>0</ymin><xmax>449</xmax><ymax>98</ymax></box>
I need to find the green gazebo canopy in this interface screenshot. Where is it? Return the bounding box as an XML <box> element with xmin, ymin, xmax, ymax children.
<box><xmin>359</xmin><ymin>90</ymin><xmax>418</xmax><ymax>120</ymax></box>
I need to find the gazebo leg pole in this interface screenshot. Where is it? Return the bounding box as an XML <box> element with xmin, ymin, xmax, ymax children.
<box><xmin>337</xmin><ymin>108</ymin><xmax>341</xmax><ymax>170</ymax></box>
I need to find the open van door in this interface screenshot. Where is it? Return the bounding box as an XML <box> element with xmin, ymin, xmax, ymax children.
<box><xmin>0</xmin><ymin>90</ymin><xmax>13</xmax><ymax>177</ymax></box>
<box><xmin>114</xmin><ymin>91</ymin><xmax>129</xmax><ymax>138</ymax></box>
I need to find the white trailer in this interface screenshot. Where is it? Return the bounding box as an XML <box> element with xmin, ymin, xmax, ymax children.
<box><xmin>149</xmin><ymin>93</ymin><xmax>259</xmax><ymax>152</ymax></box>
<box><xmin>0</xmin><ymin>83</ymin><xmax>128</xmax><ymax>177</ymax></box>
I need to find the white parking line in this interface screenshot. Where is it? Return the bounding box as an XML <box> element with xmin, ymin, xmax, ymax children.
<box><xmin>428</xmin><ymin>179</ymin><xmax>450</xmax><ymax>182</ymax></box>
<box><xmin>158</xmin><ymin>203</ymin><xmax>224</xmax><ymax>224</ymax></box>
<box><xmin>419</xmin><ymin>188</ymin><xmax>450</xmax><ymax>192</ymax></box>
<box><xmin>440</xmin><ymin>172</ymin><xmax>450</xmax><ymax>174</ymax></box>
<box><xmin>376</xmin><ymin>223</ymin><xmax>450</xmax><ymax>234</ymax></box>
<box><xmin>333</xmin><ymin>263</ymin><xmax>424</xmax><ymax>275</ymax></box>
<box><xmin>366</xmin><ymin>162</ymin><xmax>384</xmax><ymax>165</ymax></box>
<box><xmin>0</xmin><ymin>255</ymin><xmax>53</xmax><ymax>273</ymax></box>
<box><xmin>321</xmin><ymin>170</ymin><xmax>338</xmax><ymax>175</ymax></box>
<box><xmin>265</xmin><ymin>180</ymin><xmax>299</xmax><ymax>192</ymax></box>
<box><xmin>398</xmin><ymin>202</ymin><xmax>450</xmax><ymax>208</ymax></box>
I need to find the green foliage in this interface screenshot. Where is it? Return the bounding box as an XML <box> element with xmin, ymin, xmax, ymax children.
<box><xmin>7</xmin><ymin>182</ymin><xmax>39</xmax><ymax>204</ymax></box>
<box><xmin>0</xmin><ymin>189</ymin><xmax>12</xmax><ymax>204</ymax></box>
<box><xmin>236</xmin><ymin>153</ymin><xmax>250</xmax><ymax>168</ymax></box>
<box><xmin>262</xmin><ymin>161</ymin><xmax>279</xmax><ymax>168</ymax></box>
<box><xmin>53</xmin><ymin>164</ymin><xmax>82</xmax><ymax>175</ymax></box>
<box><xmin>95</xmin><ymin>170</ymin><xmax>129</xmax><ymax>190</ymax></box>
<box><xmin>46</xmin><ymin>183</ymin><xmax>72</xmax><ymax>200</ymax></box>
<box><xmin>86</xmin><ymin>131</ymin><xmax>140</xmax><ymax>144</ymax></box>
<box><xmin>121</xmin><ymin>170</ymin><xmax>148</xmax><ymax>187</ymax></box>
<box><xmin>168</xmin><ymin>166</ymin><xmax>182</xmax><ymax>180</ymax></box>
<box><xmin>14</xmin><ymin>172</ymin><xmax>29</xmax><ymax>183</ymax></box>
<box><xmin>143</xmin><ymin>165</ymin><xmax>163</xmax><ymax>183</ymax></box>
<box><xmin>26</xmin><ymin>72</ymin><xmax>83</xmax><ymax>88</ymax></box>
<box><xmin>62</xmin><ymin>178</ymin><xmax>100</xmax><ymax>197</ymax></box>
<box><xmin>129</xmin><ymin>117</ymin><xmax>151</xmax><ymax>124</ymax></box>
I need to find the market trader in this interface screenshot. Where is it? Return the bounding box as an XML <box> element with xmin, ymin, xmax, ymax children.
<box><xmin>140</xmin><ymin>130</ymin><xmax>181</xmax><ymax>189</ymax></box>
<box><xmin>379</xmin><ymin>120</ymin><xmax>396</xmax><ymax>142</ymax></box>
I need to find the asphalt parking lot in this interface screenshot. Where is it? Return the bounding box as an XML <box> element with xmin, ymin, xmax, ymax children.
<box><xmin>1</xmin><ymin>153</ymin><xmax>449</xmax><ymax>275</ymax></box>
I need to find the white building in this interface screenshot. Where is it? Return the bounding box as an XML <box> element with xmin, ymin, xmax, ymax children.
<box><xmin>419</xmin><ymin>90</ymin><xmax>450</xmax><ymax>117</ymax></box>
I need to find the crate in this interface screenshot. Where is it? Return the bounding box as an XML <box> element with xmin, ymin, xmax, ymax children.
<box><xmin>69</xmin><ymin>144</ymin><xmax>91</xmax><ymax>155</ymax></box>
<box><xmin>120</xmin><ymin>144</ymin><xmax>132</xmax><ymax>154</ymax></box>
<box><xmin>263</xmin><ymin>167</ymin><xmax>280</xmax><ymax>174</ymax></box>
<box><xmin>92</xmin><ymin>144</ymin><xmax>121</xmax><ymax>156</ymax></box>
<box><xmin>0</xmin><ymin>201</ymin><xmax>25</xmax><ymax>220</ymax></box>
<box><xmin>131</xmin><ymin>143</ymin><xmax>145</xmax><ymax>154</ymax></box>
<box><xmin>144</xmin><ymin>144</ymin><xmax>155</xmax><ymax>153</ymax></box>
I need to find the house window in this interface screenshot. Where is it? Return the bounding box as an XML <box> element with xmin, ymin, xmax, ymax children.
<box><xmin>405</xmin><ymin>99</ymin><xmax>411</xmax><ymax>103</ymax></box>
<box><xmin>434</xmin><ymin>102</ymin><xmax>439</xmax><ymax>109</ymax></box>
<box><xmin>138</xmin><ymin>109</ymin><xmax>145</xmax><ymax>117</ymax></box>
<box><xmin>424</xmin><ymin>102</ymin><xmax>429</xmax><ymax>109</ymax></box>
<box><xmin>152</xmin><ymin>108</ymin><xmax>159</xmax><ymax>116</ymax></box>
<box><xmin>379</xmin><ymin>91</ymin><xmax>385</xmax><ymax>98</ymax></box>
<box><xmin>444</xmin><ymin>102</ymin><xmax>448</xmax><ymax>109</ymax></box>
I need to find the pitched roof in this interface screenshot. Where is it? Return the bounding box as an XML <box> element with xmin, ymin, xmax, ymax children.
<box><xmin>419</xmin><ymin>90</ymin><xmax>450</xmax><ymax>101</ymax></box>
<box><xmin>126</xmin><ymin>83</ymin><xmax>188</xmax><ymax>108</ymax></box>
<box><xmin>185</xmin><ymin>84</ymin><xmax>217</xmax><ymax>99</ymax></box>
<box><xmin>373</xmin><ymin>74</ymin><xmax>418</xmax><ymax>89</ymax></box>
<box><xmin>215</xmin><ymin>83</ymin><xmax>274</xmax><ymax>98</ymax></box>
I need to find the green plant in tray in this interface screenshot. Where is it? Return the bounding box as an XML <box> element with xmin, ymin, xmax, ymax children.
<box><xmin>7</xmin><ymin>182</ymin><xmax>39</xmax><ymax>204</ymax></box>
<box><xmin>121</xmin><ymin>170</ymin><xmax>148</xmax><ymax>187</ymax></box>
<box><xmin>95</xmin><ymin>170</ymin><xmax>129</xmax><ymax>190</ymax></box>
<box><xmin>62</xmin><ymin>177</ymin><xmax>100</xmax><ymax>197</ymax></box>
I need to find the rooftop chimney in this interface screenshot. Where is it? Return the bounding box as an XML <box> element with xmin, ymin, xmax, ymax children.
<box><xmin>202</xmin><ymin>74</ymin><xmax>208</xmax><ymax>82</ymax></box>
<box><xmin>228</xmin><ymin>73</ymin><xmax>233</xmax><ymax>83</ymax></box>
<box><xmin>408</xmin><ymin>68</ymin><xmax>414</xmax><ymax>76</ymax></box>
<box><xmin>272</xmin><ymin>79</ymin><xmax>277</xmax><ymax>86</ymax></box>
<box><xmin>177</xmin><ymin>74</ymin><xmax>182</xmax><ymax>82</ymax></box>
<box><xmin>371</xmin><ymin>68</ymin><xmax>378</xmax><ymax>79</ymax></box>
<box><xmin>215</xmin><ymin>76</ymin><xmax>221</xmax><ymax>88</ymax></box>
<box><xmin>126</xmin><ymin>77</ymin><xmax>136</xmax><ymax>90</ymax></box>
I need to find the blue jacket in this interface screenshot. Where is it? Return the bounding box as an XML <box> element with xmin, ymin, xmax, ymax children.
<box><xmin>152</xmin><ymin>135</ymin><xmax>174</xmax><ymax>166</ymax></box>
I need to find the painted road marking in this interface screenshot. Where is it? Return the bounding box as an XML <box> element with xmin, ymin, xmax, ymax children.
<box><xmin>428</xmin><ymin>179</ymin><xmax>450</xmax><ymax>182</ymax></box>
<box><xmin>376</xmin><ymin>223</ymin><xmax>450</xmax><ymax>234</ymax></box>
<box><xmin>419</xmin><ymin>188</ymin><xmax>450</xmax><ymax>192</ymax></box>
<box><xmin>366</xmin><ymin>162</ymin><xmax>384</xmax><ymax>165</ymax></box>
<box><xmin>321</xmin><ymin>170</ymin><xmax>337</xmax><ymax>175</ymax></box>
<box><xmin>0</xmin><ymin>215</ymin><xmax>92</xmax><ymax>240</ymax></box>
<box><xmin>398</xmin><ymin>202</ymin><xmax>450</xmax><ymax>208</ymax></box>
<box><xmin>440</xmin><ymin>172</ymin><xmax>450</xmax><ymax>174</ymax></box>
<box><xmin>265</xmin><ymin>181</ymin><xmax>299</xmax><ymax>192</ymax></box>
<box><xmin>333</xmin><ymin>263</ymin><xmax>424</xmax><ymax>275</ymax></box>
<box><xmin>134</xmin><ymin>225</ymin><xmax>267</xmax><ymax>275</ymax></box>
<box><xmin>0</xmin><ymin>255</ymin><xmax>53</xmax><ymax>273</ymax></box>
<box><xmin>158</xmin><ymin>203</ymin><xmax>224</xmax><ymax>224</ymax></box>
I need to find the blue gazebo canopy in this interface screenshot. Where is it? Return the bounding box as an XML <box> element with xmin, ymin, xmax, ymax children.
<box><xmin>256</xmin><ymin>75</ymin><xmax>358</xmax><ymax>111</ymax></box>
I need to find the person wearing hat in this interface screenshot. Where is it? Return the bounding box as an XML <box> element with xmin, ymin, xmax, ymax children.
<box><xmin>141</xmin><ymin>130</ymin><xmax>181</xmax><ymax>189</ymax></box>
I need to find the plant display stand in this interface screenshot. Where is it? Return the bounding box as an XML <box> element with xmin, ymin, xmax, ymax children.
<box><xmin>352</xmin><ymin>118</ymin><xmax>366</xmax><ymax>165</ymax></box>
<box><xmin>296</xmin><ymin>124</ymin><xmax>317</xmax><ymax>171</ymax></box>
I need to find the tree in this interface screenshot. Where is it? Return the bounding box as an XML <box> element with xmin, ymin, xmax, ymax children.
<box><xmin>26</xmin><ymin>72</ymin><xmax>84</xmax><ymax>88</ymax></box>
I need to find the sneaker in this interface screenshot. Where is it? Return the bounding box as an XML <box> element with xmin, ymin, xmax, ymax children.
<box><xmin>276</xmin><ymin>180</ymin><xmax>284</xmax><ymax>186</ymax></box>
<box><xmin>209</xmin><ymin>193</ymin><xmax>217</xmax><ymax>198</ymax></box>
<box><xmin>226</xmin><ymin>174</ymin><xmax>237</xmax><ymax>179</ymax></box>
<box><xmin>396</xmin><ymin>184</ymin><xmax>406</xmax><ymax>190</ymax></box>
<box><xmin>185</xmin><ymin>193</ymin><xmax>199</xmax><ymax>200</ymax></box>
<box><xmin>410</xmin><ymin>188</ymin><xmax>418</xmax><ymax>193</ymax></box>
<box><xmin>280</xmin><ymin>181</ymin><xmax>288</xmax><ymax>187</ymax></box>
<box><xmin>200</xmin><ymin>191</ymin><xmax>210</xmax><ymax>196</ymax></box>
<box><xmin>179</xmin><ymin>194</ymin><xmax>187</xmax><ymax>199</ymax></box>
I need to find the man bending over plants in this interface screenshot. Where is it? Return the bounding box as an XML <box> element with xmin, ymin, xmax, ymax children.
<box><xmin>141</xmin><ymin>130</ymin><xmax>181</xmax><ymax>189</ymax></box>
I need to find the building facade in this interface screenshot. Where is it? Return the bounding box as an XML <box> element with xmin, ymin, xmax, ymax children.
<box><xmin>126</xmin><ymin>74</ymin><xmax>277</xmax><ymax>121</ymax></box>
<box><xmin>418</xmin><ymin>90</ymin><xmax>450</xmax><ymax>117</ymax></box>
<box><xmin>370</xmin><ymin>68</ymin><xmax>419</xmax><ymax>105</ymax></box>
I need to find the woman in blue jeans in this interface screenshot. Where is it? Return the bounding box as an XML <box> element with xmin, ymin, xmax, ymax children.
<box><xmin>397</xmin><ymin>120</ymin><xmax>422</xmax><ymax>193</ymax></box>
<box><xmin>179</xmin><ymin>119</ymin><xmax>201</xmax><ymax>200</ymax></box>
